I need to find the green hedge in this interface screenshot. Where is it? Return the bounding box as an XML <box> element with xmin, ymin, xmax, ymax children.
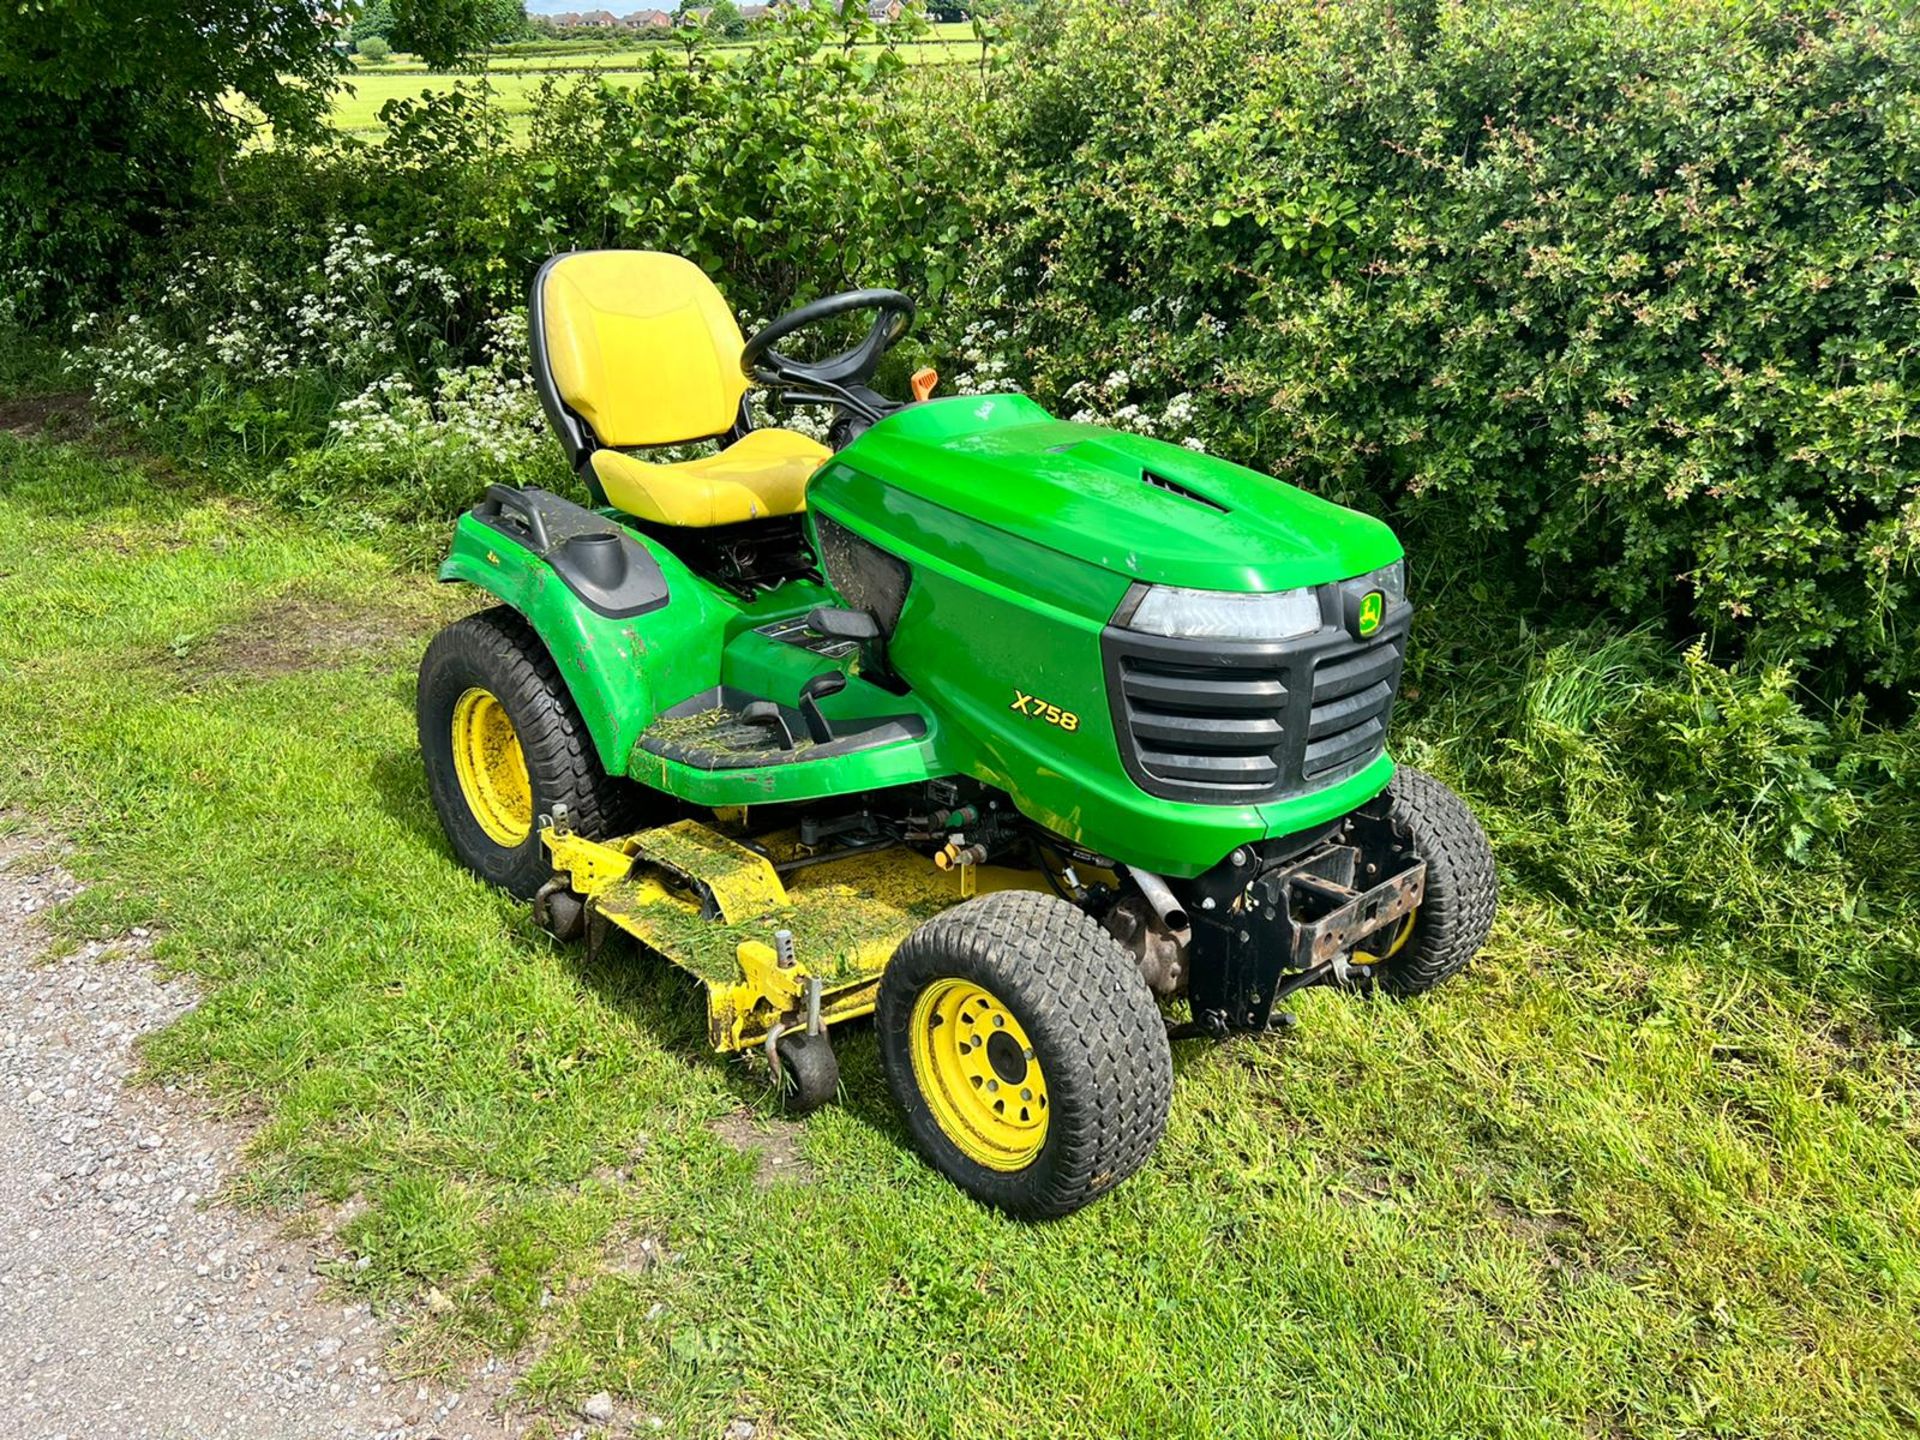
<box><xmin>35</xmin><ymin>0</ymin><xmax>1920</xmax><ymax>695</ymax></box>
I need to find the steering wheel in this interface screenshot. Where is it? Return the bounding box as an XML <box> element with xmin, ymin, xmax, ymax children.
<box><xmin>741</xmin><ymin>289</ymin><xmax>916</xmax><ymax>394</ymax></box>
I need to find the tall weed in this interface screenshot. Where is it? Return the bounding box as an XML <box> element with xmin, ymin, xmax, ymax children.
<box><xmin>1402</xmin><ymin>616</ymin><xmax>1919</xmax><ymax>1019</ymax></box>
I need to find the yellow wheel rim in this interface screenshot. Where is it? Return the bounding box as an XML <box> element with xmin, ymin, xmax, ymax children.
<box><xmin>1356</xmin><ymin>911</ymin><xmax>1417</xmax><ymax>967</ymax></box>
<box><xmin>909</xmin><ymin>978</ymin><xmax>1049</xmax><ymax>1172</ymax></box>
<box><xmin>450</xmin><ymin>687</ymin><xmax>533</xmax><ymax>847</ymax></box>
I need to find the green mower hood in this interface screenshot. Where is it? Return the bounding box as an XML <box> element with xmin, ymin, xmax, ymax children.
<box><xmin>821</xmin><ymin>393</ymin><xmax>1400</xmax><ymax>594</ymax></box>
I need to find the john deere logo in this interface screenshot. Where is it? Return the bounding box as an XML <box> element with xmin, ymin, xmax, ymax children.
<box><xmin>1356</xmin><ymin>590</ymin><xmax>1386</xmax><ymax>637</ymax></box>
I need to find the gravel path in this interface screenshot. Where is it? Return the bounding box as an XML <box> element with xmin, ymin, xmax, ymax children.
<box><xmin>0</xmin><ymin>829</ymin><xmax>521</xmax><ymax>1440</ymax></box>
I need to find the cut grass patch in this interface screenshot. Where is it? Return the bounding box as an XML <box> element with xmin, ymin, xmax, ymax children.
<box><xmin>328</xmin><ymin>39</ymin><xmax>980</xmax><ymax>137</ymax></box>
<box><xmin>0</xmin><ymin>431</ymin><xmax>1915</xmax><ymax>1436</ymax></box>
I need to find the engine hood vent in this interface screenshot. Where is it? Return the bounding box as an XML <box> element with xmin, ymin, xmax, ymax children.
<box><xmin>1142</xmin><ymin>469</ymin><xmax>1228</xmax><ymax>513</ymax></box>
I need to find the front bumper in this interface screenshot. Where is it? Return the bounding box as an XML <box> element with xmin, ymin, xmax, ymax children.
<box><xmin>1179</xmin><ymin>789</ymin><xmax>1425</xmax><ymax>1035</ymax></box>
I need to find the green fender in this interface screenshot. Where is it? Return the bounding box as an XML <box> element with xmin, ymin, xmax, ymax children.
<box><xmin>436</xmin><ymin>511</ymin><xmax>726</xmax><ymax>776</ymax></box>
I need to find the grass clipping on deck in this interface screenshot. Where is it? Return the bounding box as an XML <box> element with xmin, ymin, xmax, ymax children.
<box><xmin>616</xmin><ymin>824</ymin><xmax>948</xmax><ymax>986</ymax></box>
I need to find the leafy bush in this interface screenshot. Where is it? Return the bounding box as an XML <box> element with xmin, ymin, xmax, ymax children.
<box><xmin>519</xmin><ymin>8</ymin><xmax>970</xmax><ymax>309</ymax></box>
<box><xmin>1400</xmin><ymin>617</ymin><xmax>1919</xmax><ymax>1015</ymax></box>
<box><xmin>69</xmin><ymin>218</ymin><xmax>473</xmax><ymax>475</ymax></box>
<box><xmin>63</xmin><ymin>7</ymin><xmax>964</xmax><ymax>471</ymax></box>
<box><xmin>263</xmin><ymin>314</ymin><xmax>573</xmax><ymax>547</ymax></box>
<box><xmin>35</xmin><ymin>0</ymin><xmax>1920</xmax><ymax>699</ymax></box>
<box><xmin>357</xmin><ymin>35</ymin><xmax>395</xmax><ymax>63</ymax></box>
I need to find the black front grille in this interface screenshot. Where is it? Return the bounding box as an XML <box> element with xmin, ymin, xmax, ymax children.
<box><xmin>1303</xmin><ymin>642</ymin><xmax>1401</xmax><ymax>779</ymax></box>
<box><xmin>1104</xmin><ymin>608</ymin><xmax>1407</xmax><ymax>805</ymax></box>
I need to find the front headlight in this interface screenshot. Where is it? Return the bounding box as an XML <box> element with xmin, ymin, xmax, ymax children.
<box><xmin>1127</xmin><ymin>585</ymin><xmax>1322</xmax><ymax>641</ymax></box>
<box><xmin>1368</xmin><ymin>558</ymin><xmax>1407</xmax><ymax>603</ymax></box>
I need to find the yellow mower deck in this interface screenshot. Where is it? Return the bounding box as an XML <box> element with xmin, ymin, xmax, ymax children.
<box><xmin>544</xmin><ymin>818</ymin><xmax>1048</xmax><ymax>1051</ymax></box>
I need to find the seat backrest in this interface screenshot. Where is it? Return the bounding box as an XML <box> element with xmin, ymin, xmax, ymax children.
<box><xmin>533</xmin><ymin>250</ymin><xmax>749</xmax><ymax>451</ymax></box>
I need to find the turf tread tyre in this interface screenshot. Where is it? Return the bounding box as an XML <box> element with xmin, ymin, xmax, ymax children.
<box><xmin>418</xmin><ymin>605</ymin><xmax>643</xmax><ymax>899</ymax></box>
<box><xmin>878</xmin><ymin>889</ymin><xmax>1172</xmax><ymax>1219</ymax></box>
<box><xmin>1376</xmin><ymin>766</ymin><xmax>1498</xmax><ymax>995</ymax></box>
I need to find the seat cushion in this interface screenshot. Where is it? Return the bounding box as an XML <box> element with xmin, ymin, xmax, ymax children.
<box><xmin>590</xmin><ymin>428</ymin><xmax>831</xmax><ymax>528</ymax></box>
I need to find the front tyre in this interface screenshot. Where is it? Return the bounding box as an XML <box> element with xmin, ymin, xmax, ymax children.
<box><xmin>1364</xmin><ymin>766</ymin><xmax>1498</xmax><ymax>995</ymax></box>
<box><xmin>877</xmin><ymin>890</ymin><xmax>1172</xmax><ymax>1219</ymax></box>
<box><xmin>417</xmin><ymin>606</ymin><xmax>638</xmax><ymax>899</ymax></box>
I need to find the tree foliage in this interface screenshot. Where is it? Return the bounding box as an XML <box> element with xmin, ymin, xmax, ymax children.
<box><xmin>391</xmin><ymin>0</ymin><xmax>534</xmax><ymax>66</ymax></box>
<box><xmin>352</xmin><ymin>0</ymin><xmax>398</xmax><ymax>43</ymax></box>
<box><xmin>0</xmin><ymin>0</ymin><xmax>345</xmax><ymax>313</ymax></box>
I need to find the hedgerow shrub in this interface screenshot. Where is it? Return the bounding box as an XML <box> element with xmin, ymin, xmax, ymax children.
<box><xmin>40</xmin><ymin>0</ymin><xmax>1920</xmax><ymax>698</ymax></box>
<box><xmin>1397</xmin><ymin>614</ymin><xmax>1920</xmax><ymax>1016</ymax></box>
<box><xmin>60</xmin><ymin>9</ymin><xmax>972</xmax><ymax>520</ymax></box>
<box><xmin>947</xmin><ymin>0</ymin><xmax>1920</xmax><ymax>692</ymax></box>
<box><xmin>70</xmin><ymin>222</ymin><xmax>467</xmax><ymax>460</ymax></box>
<box><xmin>263</xmin><ymin>313</ymin><xmax>572</xmax><ymax>549</ymax></box>
<box><xmin>518</xmin><ymin>9</ymin><xmax>970</xmax><ymax>309</ymax></box>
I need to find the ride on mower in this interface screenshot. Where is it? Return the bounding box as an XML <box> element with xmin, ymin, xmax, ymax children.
<box><xmin>417</xmin><ymin>250</ymin><xmax>1497</xmax><ymax>1218</ymax></box>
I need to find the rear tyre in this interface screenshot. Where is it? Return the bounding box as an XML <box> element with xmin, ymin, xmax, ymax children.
<box><xmin>1367</xmin><ymin>767</ymin><xmax>1498</xmax><ymax>995</ymax></box>
<box><xmin>877</xmin><ymin>890</ymin><xmax>1171</xmax><ymax>1219</ymax></box>
<box><xmin>418</xmin><ymin>606</ymin><xmax>643</xmax><ymax>899</ymax></box>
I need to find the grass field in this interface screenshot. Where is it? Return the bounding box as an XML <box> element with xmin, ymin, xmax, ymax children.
<box><xmin>333</xmin><ymin>26</ymin><xmax>984</xmax><ymax>136</ymax></box>
<box><xmin>0</xmin><ymin>418</ymin><xmax>1914</xmax><ymax>1436</ymax></box>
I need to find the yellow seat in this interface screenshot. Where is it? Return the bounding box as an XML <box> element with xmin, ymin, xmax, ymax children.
<box><xmin>533</xmin><ymin>250</ymin><xmax>828</xmax><ymax>526</ymax></box>
<box><xmin>590</xmin><ymin>428</ymin><xmax>829</xmax><ymax>528</ymax></box>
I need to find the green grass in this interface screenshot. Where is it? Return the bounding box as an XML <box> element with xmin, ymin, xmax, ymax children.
<box><xmin>332</xmin><ymin>30</ymin><xmax>985</xmax><ymax>136</ymax></box>
<box><xmin>0</xmin><ymin>430</ymin><xmax>1916</xmax><ymax>1436</ymax></box>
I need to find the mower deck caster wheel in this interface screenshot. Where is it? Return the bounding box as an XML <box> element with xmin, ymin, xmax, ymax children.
<box><xmin>772</xmin><ymin>1030</ymin><xmax>838</xmax><ymax>1115</ymax></box>
<box><xmin>533</xmin><ymin>879</ymin><xmax>587</xmax><ymax>943</ymax></box>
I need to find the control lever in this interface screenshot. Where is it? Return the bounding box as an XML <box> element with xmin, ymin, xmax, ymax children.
<box><xmin>740</xmin><ymin>700</ymin><xmax>797</xmax><ymax>750</ymax></box>
<box><xmin>798</xmin><ymin>672</ymin><xmax>847</xmax><ymax>745</ymax></box>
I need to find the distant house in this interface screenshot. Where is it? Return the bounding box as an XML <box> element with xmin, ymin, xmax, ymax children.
<box><xmin>677</xmin><ymin>6</ymin><xmax>711</xmax><ymax>24</ymax></box>
<box><xmin>620</xmin><ymin>7</ymin><xmax>671</xmax><ymax>25</ymax></box>
<box><xmin>547</xmin><ymin>11</ymin><xmax>584</xmax><ymax>23</ymax></box>
<box><xmin>867</xmin><ymin>0</ymin><xmax>903</xmax><ymax>18</ymax></box>
<box><xmin>577</xmin><ymin>8</ymin><xmax>619</xmax><ymax>24</ymax></box>
<box><xmin>739</xmin><ymin>3</ymin><xmax>770</xmax><ymax>18</ymax></box>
